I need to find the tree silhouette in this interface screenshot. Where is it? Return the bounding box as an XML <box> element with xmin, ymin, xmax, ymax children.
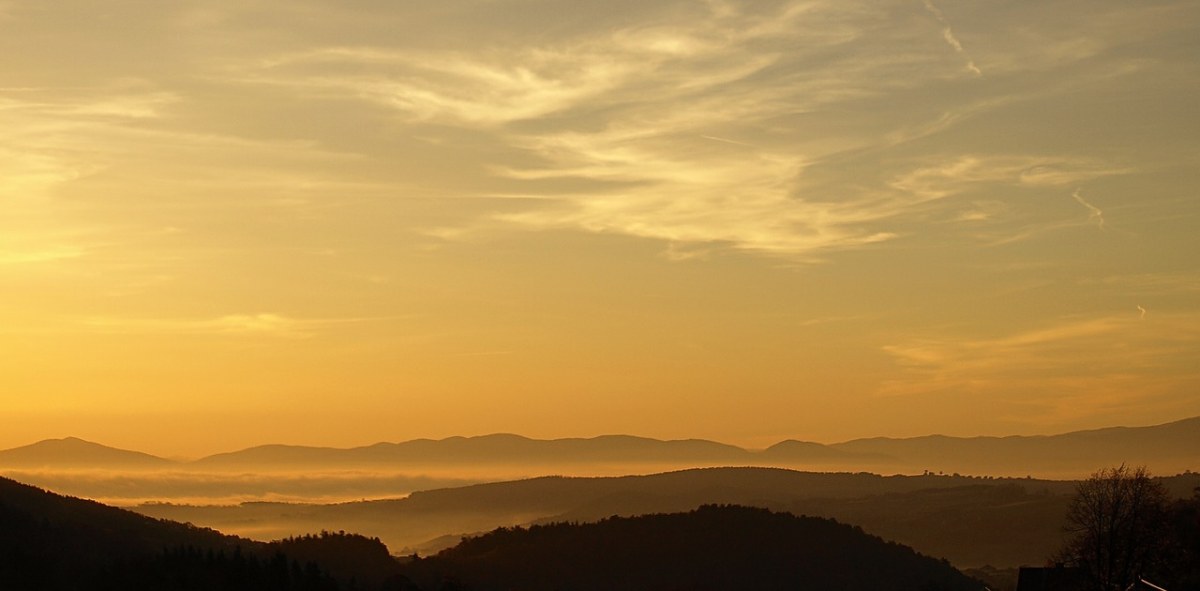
<box><xmin>1056</xmin><ymin>465</ymin><xmax>1169</xmax><ymax>591</ymax></box>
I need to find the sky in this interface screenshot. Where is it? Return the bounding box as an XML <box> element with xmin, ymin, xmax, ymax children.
<box><xmin>2</xmin><ymin>0</ymin><xmax>1198</xmax><ymax>457</ymax></box>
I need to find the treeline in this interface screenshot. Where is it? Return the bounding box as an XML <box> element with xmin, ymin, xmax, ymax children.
<box><xmin>1171</xmin><ymin>491</ymin><xmax>1200</xmax><ymax>589</ymax></box>
<box><xmin>98</xmin><ymin>546</ymin><xmax>341</xmax><ymax>591</ymax></box>
<box><xmin>400</xmin><ymin>505</ymin><xmax>981</xmax><ymax>591</ymax></box>
<box><xmin>0</xmin><ymin>477</ymin><xmax>237</xmax><ymax>590</ymax></box>
<box><xmin>1056</xmin><ymin>470</ymin><xmax>1200</xmax><ymax>591</ymax></box>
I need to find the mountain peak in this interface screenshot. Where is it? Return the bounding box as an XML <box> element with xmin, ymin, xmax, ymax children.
<box><xmin>40</xmin><ymin>436</ymin><xmax>101</xmax><ymax>447</ymax></box>
<box><xmin>0</xmin><ymin>437</ymin><xmax>173</xmax><ymax>469</ymax></box>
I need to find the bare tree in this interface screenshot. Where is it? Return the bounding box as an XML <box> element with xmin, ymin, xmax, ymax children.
<box><xmin>1057</xmin><ymin>465</ymin><xmax>1170</xmax><ymax>591</ymax></box>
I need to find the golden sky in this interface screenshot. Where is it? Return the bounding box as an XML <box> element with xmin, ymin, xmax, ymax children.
<box><xmin>2</xmin><ymin>0</ymin><xmax>1198</xmax><ymax>457</ymax></box>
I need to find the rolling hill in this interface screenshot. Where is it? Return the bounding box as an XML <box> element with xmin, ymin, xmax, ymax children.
<box><xmin>0</xmin><ymin>475</ymin><xmax>245</xmax><ymax>589</ymax></box>
<box><xmin>0</xmin><ymin>475</ymin><xmax>408</xmax><ymax>590</ymax></box>
<box><xmin>399</xmin><ymin>504</ymin><xmax>983</xmax><ymax>591</ymax></box>
<box><xmin>135</xmin><ymin>467</ymin><xmax>1200</xmax><ymax>569</ymax></box>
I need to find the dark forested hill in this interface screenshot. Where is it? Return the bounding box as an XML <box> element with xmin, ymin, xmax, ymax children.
<box><xmin>0</xmin><ymin>475</ymin><xmax>241</xmax><ymax>589</ymax></box>
<box><xmin>136</xmin><ymin>468</ymin><xmax>1200</xmax><ymax>569</ymax></box>
<box><xmin>0</xmin><ymin>476</ymin><xmax>410</xmax><ymax>590</ymax></box>
<box><xmin>401</xmin><ymin>505</ymin><xmax>983</xmax><ymax>591</ymax></box>
<box><xmin>137</xmin><ymin>467</ymin><xmax>1079</xmax><ymax>566</ymax></box>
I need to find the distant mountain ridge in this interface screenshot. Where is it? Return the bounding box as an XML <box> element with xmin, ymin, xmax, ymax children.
<box><xmin>3</xmin><ymin>416</ymin><xmax>1197</xmax><ymax>478</ymax></box>
<box><xmin>178</xmin><ymin>415</ymin><xmax>1200</xmax><ymax>476</ymax></box>
<box><xmin>190</xmin><ymin>433</ymin><xmax>767</xmax><ymax>469</ymax></box>
<box><xmin>0</xmin><ymin>437</ymin><xmax>174</xmax><ymax>469</ymax></box>
<box><xmin>828</xmin><ymin>416</ymin><xmax>1200</xmax><ymax>475</ymax></box>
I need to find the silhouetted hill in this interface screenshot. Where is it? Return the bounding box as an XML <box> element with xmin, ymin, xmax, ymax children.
<box><xmin>0</xmin><ymin>437</ymin><xmax>175</xmax><ymax>470</ymax></box>
<box><xmin>0</xmin><ymin>476</ymin><xmax>412</xmax><ymax>590</ymax></box>
<box><xmin>142</xmin><ymin>468</ymin><xmax>1200</xmax><ymax>569</ymax></box>
<box><xmin>0</xmin><ymin>475</ymin><xmax>245</xmax><ymax>589</ymax></box>
<box><xmin>138</xmin><ymin>468</ymin><xmax>1027</xmax><ymax>552</ymax></box>
<box><xmin>271</xmin><ymin>532</ymin><xmax>413</xmax><ymax>590</ymax></box>
<box><xmin>762</xmin><ymin>439</ymin><xmax>896</xmax><ymax>463</ymax></box>
<box><xmin>532</xmin><ymin>479</ymin><xmax>1082</xmax><ymax>568</ymax></box>
<box><xmin>786</xmin><ymin>484</ymin><xmax>1072</xmax><ymax>568</ymax></box>
<box><xmin>400</xmin><ymin>505</ymin><xmax>982</xmax><ymax>591</ymax></box>
<box><xmin>134</xmin><ymin>467</ymin><xmax>1096</xmax><ymax>567</ymax></box>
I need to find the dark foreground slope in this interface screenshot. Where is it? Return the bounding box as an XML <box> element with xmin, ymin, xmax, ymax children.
<box><xmin>402</xmin><ymin>505</ymin><xmax>982</xmax><ymax>591</ymax></box>
<box><xmin>0</xmin><ymin>476</ymin><xmax>408</xmax><ymax>591</ymax></box>
<box><xmin>0</xmin><ymin>475</ymin><xmax>240</xmax><ymax>589</ymax></box>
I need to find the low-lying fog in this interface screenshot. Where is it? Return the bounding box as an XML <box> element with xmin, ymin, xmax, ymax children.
<box><xmin>0</xmin><ymin>468</ymin><xmax>484</xmax><ymax>506</ymax></box>
<box><xmin>0</xmin><ymin>461</ymin><xmax>788</xmax><ymax>506</ymax></box>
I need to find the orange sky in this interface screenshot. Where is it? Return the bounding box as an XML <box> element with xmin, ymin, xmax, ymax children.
<box><xmin>2</xmin><ymin>0</ymin><xmax>1199</xmax><ymax>457</ymax></box>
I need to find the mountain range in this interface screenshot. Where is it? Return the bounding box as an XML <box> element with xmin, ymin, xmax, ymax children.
<box><xmin>3</xmin><ymin>416</ymin><xmax>1197</xmax><ymax>478</ymax></box>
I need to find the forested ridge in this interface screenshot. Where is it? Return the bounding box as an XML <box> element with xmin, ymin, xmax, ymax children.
<box><xmin>400</xmin><ymin>505</ymin><xmax>981</xmax><ymax>591</ymax></box>
<box><xmin>0</xmin><ymin>477</ymin><xmax>411</xmax><ymax>590</ymax></box>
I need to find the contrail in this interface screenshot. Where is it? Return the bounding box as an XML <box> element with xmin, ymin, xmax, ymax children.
<box><xmin>1137</xmin><ymin>305</ymin><xmax>1147</xmax><ymax>320</ymax></box>
<box><xmin>922</xmin><ymin>0</ymin><xmax>982</xmax><ymax>76</ymax></box>
<box><xmin>1072</xmin><ymin>188</ymin><xmax>1105</xmax><ymax>228</ymax></box>
<box><xmin>699</xmin><ymin>135</ymin><xmax>754</xmax><ymax>148</ymax></box>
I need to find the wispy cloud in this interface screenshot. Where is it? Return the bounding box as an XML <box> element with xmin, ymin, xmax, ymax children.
<box><xmin>1071</xmin><ymin>188</ymin><xmax>1105</xmax><ymax>228</ymax></box>
<box><xmin>0</xmin><ymin>0</ymin><xmax>1195</xmax><ymax>450</ymax></box>
<box><xmin>494</xmin><ymin>135</ymin><xmax>900</xmax><ymax>258</ymax></box>
<box><xmin>176</xmin><ymin>0</ymin><xmax>1167</xmax><ymax>262</ymax></box>
<box><xmin>890</xmin><ymin>156</ymin><xmax>1130</xmax><ymax>202</ymax></box>
<box><xmin>199</xmin><ymin>2</ymin><xmax>995</xmax><ymax>258</ymax></box>
<box><xmin>921</xmin><ymin>0</ymin><xmax>982</xmax><ymax>76</ymax></box>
